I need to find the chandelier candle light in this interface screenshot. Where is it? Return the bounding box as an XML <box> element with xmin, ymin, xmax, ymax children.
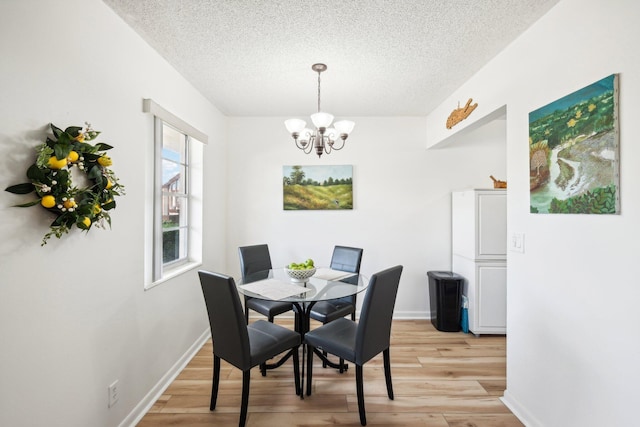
<box><xmin>284</xmin><ymin>63</ymin><xmax>355</xmax><ymax>158</ymax></box>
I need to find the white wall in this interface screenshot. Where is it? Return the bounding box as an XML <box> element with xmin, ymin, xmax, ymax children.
<box><xmin>226</xmin><ymin>116</ymin><xmax>506</xmax><ymax>317</ymax></box>
<box><xmin>426</xmin><ymin>0</ymin><xmax>640</xmax><ymax>425</ymax></box>
<box><xmin>0</xmin><ymin>1</ymin><xmax>226</xmax><ymax>426</ymax></box>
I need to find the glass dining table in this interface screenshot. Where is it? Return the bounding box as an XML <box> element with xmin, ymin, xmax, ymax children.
<box><xmin>237</xmin><ymin>267</ymin><xmax>369</xmax><ymax>398</ymax></box>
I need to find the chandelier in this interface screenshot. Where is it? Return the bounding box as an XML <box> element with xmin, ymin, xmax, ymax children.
<box><xmin>284</xmin><ymin>63</ymin><xmax>355</xmax><ymax>158</ymax></box>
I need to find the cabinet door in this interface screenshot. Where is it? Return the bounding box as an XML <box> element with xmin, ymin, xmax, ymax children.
<box><xmin>477</xmin><ymin>263</ymin><xmax>507</xmax><ymax>331</ymax></box>
<box><xmin>477</xmin><ymin>191</ymin><xmax>507</xmax><ymax>259</ymax></box>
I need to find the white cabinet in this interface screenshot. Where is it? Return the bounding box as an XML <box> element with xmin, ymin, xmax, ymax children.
<box><xmin>452</xmin><ymin>189</ymin><xmax>507</xmax><ymax>335</ymax></box>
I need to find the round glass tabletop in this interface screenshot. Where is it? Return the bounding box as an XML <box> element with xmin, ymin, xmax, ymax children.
<box><xmin>237</xmin><ymin>268</ymin><xmax>368</xmax><ymax>303</ymax></box>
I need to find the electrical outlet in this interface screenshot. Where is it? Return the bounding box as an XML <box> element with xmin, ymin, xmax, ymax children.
<box><xmin>108</xmin><ymin>380</ymin><xmax>119</xmax><ymax>408</ymax></box>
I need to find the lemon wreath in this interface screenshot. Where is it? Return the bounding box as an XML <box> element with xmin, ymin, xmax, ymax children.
<box><xmin>5</xmin><ymin>123</ymin><xmax>124</xmax><ymax>245</ymax></box>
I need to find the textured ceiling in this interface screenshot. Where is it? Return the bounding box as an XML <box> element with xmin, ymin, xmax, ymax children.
<box><xmin>102</xmin><ymin>0</ymin><xmax>559</xmax><ymax>117</ymax></box>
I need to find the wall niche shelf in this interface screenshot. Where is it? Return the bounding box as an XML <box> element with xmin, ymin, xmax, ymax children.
<box><xmin>428</xmin><ymin>104</ymin><xmax>506</xmax><ymax>150</ymax></box>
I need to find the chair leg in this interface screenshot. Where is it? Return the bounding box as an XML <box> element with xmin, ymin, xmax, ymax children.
<box><xmin>322</xmin><ymin>350</ymin><xmax>327</xmax><ymax>368</ymax></box>
<box><xmin>240</xmin><ymin>370</ymin><xmax>250</xmax><ymax>427</ymax></box>
<box><xmin>383</xmin><ymin>348</ymin><xmax>394</xmax><ymax>400</ymax></box>
<box><xmin>210</xmin><ymin>355</ymin><xmax>221</xmax><ymax>410</ymax></box>
<box><xmin>293</xmin><ymin>346</ymin><xmax>301</xmax><ymax>396</ymax></box>
<box><xmin>244</xmin><ymin>297</ymin><xmax>250</xmax><ymax>324</ymax></box>
<box><xmin>356</xmin><ymin>364</ymin><xmax>366</xmax><ymax>426</ymax></box>
<box><xmin>306</xmin><ymin>345</ymin><xmax>314</xmax><ymax>396</ymax></box>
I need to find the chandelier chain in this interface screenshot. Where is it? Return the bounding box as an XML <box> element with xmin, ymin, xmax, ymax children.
<box><xmin>317</xmin><ymin>71</ymin><xmax>321</xmax><ymax>113</ymax></box>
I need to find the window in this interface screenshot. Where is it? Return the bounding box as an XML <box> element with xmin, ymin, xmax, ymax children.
<box><xmin>157</xmin><ymin>122</ymin><xmax>189</xmax><ymax>269</ymax></box>
<box><xmin>144</xmin><ymin>99</ymin><xmax>206</xmax><ymax>287</ymax></box>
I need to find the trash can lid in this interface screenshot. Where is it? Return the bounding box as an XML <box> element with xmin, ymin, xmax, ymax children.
<box><xmin>427</xmin><ymin>271</ymin><xmax>465</xmax><ymax>280</ymax></box>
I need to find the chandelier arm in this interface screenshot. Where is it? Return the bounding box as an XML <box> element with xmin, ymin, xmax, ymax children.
<box><xmin>294</xmin><ymin>136</ymin><xmax>314</xmax><ymax>154</ymax></box>
<box><xmin>322</xmin><ymin>136</ymin><xmax>332</xmax><ymax>154</ymax></box>
<box><xmin>305</xmin><ymin>136</ymin><xmax>316</xmax><ymax>154</ymax></box>
<box><xmin>328</xmin><ymin>137</ymin><xmax>347</xmax><ymax>151</ymax></box>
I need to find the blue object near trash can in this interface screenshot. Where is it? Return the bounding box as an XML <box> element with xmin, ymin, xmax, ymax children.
<box><xmin>427</xmin><ymin>271</ymin><xmax>464</xmax><ymax>332</ymax></box>
<box><xmin>460</xmin><ymin>295</ymin><xmax>469</xmax><ymax>333</ymax></box>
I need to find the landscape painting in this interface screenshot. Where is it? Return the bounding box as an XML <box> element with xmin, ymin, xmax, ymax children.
<box><xmin>283</xmin><ymin>165</ymin><xmax>353</xmax><ymax>210</ymax></box>
<box><xmin>529</xmin><ymin>74</ymin><xmax>619</xmax><ymax>214</ymax></box>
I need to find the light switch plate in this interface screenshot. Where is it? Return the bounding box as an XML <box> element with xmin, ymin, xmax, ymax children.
<box><xmin>510</xmin><ymin>232</ymin><xmax>525</xmax><ymax>253</ymax></box>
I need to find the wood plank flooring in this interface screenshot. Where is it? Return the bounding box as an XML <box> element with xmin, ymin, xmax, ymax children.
<box><xmin>137</xmin><ymin>319</ymin><xmax>522</xmax><ymax>426</ymax></box>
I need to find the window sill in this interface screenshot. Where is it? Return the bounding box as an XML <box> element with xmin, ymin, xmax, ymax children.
<box><xmin>145</xmin><ymin>260</ymin><xmax>202</xmax><ymax>290</ymax></box>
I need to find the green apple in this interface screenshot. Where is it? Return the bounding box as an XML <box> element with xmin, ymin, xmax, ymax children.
<box><xmin>289</xmin><ymin>260</ymin><xmax>315</xmax><ymax>270</ymax></box>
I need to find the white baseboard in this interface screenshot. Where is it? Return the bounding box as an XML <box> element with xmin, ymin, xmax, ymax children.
<box><xmin>119</xmin><ymin>328</ymin><xmax>211</xmax><ymax>427</ymax></box>
<box><xmin>501</xmin><ymin>388</ymin><xmax>542</xmax><ymax>427</ymax></box>
<box><xmin>391</xmin><ymin>310</ymin><xmax>430</xmax><ymax>319</ymax></box>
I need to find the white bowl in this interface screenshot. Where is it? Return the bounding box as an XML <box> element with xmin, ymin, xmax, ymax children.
<box><xmin>284</xmin><ymin>267</ymin><xmax>316</xmax><ymax>282</ymax></box>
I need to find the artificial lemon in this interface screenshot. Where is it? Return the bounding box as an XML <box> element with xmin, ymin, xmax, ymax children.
<box><xmin>48</xmin><ymin>156</ymin><xmax>67</xmax><ymax>169</ymax></box>
<box><xmin>105</xmin><ymin>179</ymin><xmax>113</xmax><ymax>189</ymax></box>
<box><xmin>92</xmin><ymin>204</ymin><xmax>102</xmax><ymax>214</ymax></box>
<box><xmin>63</xmin><ymin>199</ymin><xmax>77</xmax><ymax>209</ymax></box>
<box><xmin>97</xmin><ymin>156</ymin><xmax>112</xmax><ymax>167</ymax></box>
<box><xmin>41</xmin><ymin>195</ymin><xmax>56</xmax><ymax>208</ymax></box>
<box><xmin>81</xmin><ymin>217</ymin><xmax>91</xmax><ymax>228</ymax></box>
<box><xmin>67</xmin><ymin>150</ymin><xmax>79</xmax><ymax>162</ymax></box>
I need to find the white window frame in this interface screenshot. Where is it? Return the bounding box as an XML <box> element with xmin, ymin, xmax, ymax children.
<box><xmin>143</xmin><ymin>99</ymin><xmax>207</xmax><ymax>289</ymax></box>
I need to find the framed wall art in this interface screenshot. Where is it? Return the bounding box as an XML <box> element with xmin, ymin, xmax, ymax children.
<box><xmin>529</xmin><ymin>74</ymin><xmax>619</xmax><ymax>214</ymax></box>
<box><xmin>283</xmin><ymin>165</ymin><xmax>353</xmax><ymax>210</ymax></box>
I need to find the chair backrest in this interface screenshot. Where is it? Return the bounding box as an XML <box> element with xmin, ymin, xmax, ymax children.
<box><xmin>238</xmin><ymin>244</ymin><xmax>273</xmax><ymax>279</ymax></box>
<box><xmin>355</xmin><ymin>265</ymin><xmax>403</xmax><ymax>365</ymax></box>
<box><xmin>330</xmin><ymin>246</ymin><xmax>363</xmax><ymax>273</ymax></box>
<box><xmin>198</xmin><ymin>270</ymin><xmax>251</xmax><ymax>370</ymax></box>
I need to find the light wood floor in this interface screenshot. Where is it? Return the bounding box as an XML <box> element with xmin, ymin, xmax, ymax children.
<box><xmin>137</xmin><ymin>319</ymin><xmax>523</xmax><ymax>426</ymax></box>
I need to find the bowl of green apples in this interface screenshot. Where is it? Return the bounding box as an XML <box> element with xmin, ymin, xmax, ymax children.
<box><xmin>285</xmin><ymin>259</ymin><xmax>316</xmax><ymax>282</ymax></box>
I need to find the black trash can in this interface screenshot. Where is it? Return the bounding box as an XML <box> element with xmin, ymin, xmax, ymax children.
<box><xmin>427</xmin><ymin>271</ymin><xmax>464</xmax><ymax>332</ymax></box>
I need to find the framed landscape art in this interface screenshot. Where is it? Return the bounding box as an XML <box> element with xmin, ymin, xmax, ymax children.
<box><xmin>283</xmin><ymin>165</ymin><xmax>353</xmax><ymax>210</ymax></box>
<box><xmin>529</xmin><ymin>74</ymin><xmax>620</xmax><ymax>214</ymax></box>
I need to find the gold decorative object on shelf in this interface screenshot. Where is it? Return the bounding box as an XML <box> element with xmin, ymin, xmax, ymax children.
<box><xmin>490</xmin><ymin>175</ymin><xmax>507</xmax><ymax>189</ymax></box>
<box><xmin>446</xmin><ymin>98</ymin><xmax>478</xmax><ymax>129</ymax></box>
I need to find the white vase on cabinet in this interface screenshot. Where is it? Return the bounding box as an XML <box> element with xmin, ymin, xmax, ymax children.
<box><xmin>452</xmin><ymin>189</ymin><xmax>507</xmax><ymax>335</ymax></box>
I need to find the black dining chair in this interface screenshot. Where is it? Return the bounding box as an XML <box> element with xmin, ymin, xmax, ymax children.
<box><xmin>307</xmin><ymin>245</ymin><xmax>363</xmax><ymax>370</ymax></box>
<box><xmin>309</xmin><ymin>245</ymin><xmax>363</xmax><ymax>324</ymax></box>
<box><xmin>304</xmin><ymin>265</ymin><xmax>403</xmax><ymax>426</ymax></box>
<box><xmin>239</xmin><ymin>244</ymin><xmax>293</xmax><ymax>323</ymax></box>
<box><xmin>198</xmin><ymin>270</ymin><xmax>301</xmax><ymax>427</ymax></box>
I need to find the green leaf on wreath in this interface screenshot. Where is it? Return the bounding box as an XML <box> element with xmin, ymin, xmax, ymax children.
<box><xmin>26</xmin><ymin>164</ymin><xmax>46</xmax><ymax>181</ymax></box>
<box><xmin>94</xmin><ymin>143</ymin><xmax>113</xmax><ymax>151</ymax></box>
<box><xmin>87</xmin><ymin>165</ymin><xmax>102</xmax><ymax>179</ymax></box>
<box><xmin>54</xmin><ymin>143</ymin><xmax>72</xmax><ymax>160</ymax></box>
<box><xmin>83</xmin><ymin>152</ymin><xmax>100</xmax><ymax>161</ymax></box>
<box><xmin>65</xmin><ymin>126</ymin><xmax>83</xmax><ymax>137</ymax></box>
<box><xmin>14</xmin><ymin>199</ymin><xmax>41</xmax><ymax>207</ymax></box>
<box><xmin>102</xmin><ymin>200</ymin><xmax>116</xmax><ymax>210</ymax></box>
<box><xmin>50</xmin><ymin>124</ymin><xmax>63</xmax><ymax>138</ymax></box>
<box><xmin>56</xmin><ymin>169</ymin><xmax>69</xmax><ymax>182</ymax></box>
<box><xmin>55</xmin><ymin>132</ymin><xmax>72</xmax><ymax>145</ymax></box>
<box><xmin>84</xmin><ymin>131</ymin><xmax>101</xmax><ymax>141</ymax></box>
<box><xmin>5</xmin><ymin>183</ymin><xmax>35</xmax><ymax>194</ymax></box>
